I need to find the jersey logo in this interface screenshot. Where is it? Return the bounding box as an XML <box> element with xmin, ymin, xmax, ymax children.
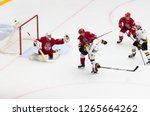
<box><xmin>125</xmin><ymin>23</ymin><xmax>131</xmax><ymax>29</ymax></box>
<box><xmin>0</xmin><ymin>0</ymin><xmax>11</xmax><ymax>6</ymax></box>
<box><xmin>44</xmin><ymin>42</ymin><xmax>51</xmax><ymax>51</ymax></box>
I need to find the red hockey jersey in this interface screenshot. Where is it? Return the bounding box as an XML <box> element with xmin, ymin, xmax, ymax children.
<box><xmin>36</xmin><ymin>36</ymin><xmax>64</xmax><ymax>58</ymax></box>
<box><xmin>78</xmin><ymin>31</ymin><xmax>97</xmax><ymax>45</ymax></box>
<box><xmin>119</xmin><ymin>17</ymin><xmax>135</xmax><ymax>29</ymax></box>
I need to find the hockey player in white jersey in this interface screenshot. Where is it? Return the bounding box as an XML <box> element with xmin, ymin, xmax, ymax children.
<box><xmin>128</xmin><ymin>22</ymin><xmax>150</xmax><ymax>63</ymax></box>
<box><xmin>85</xmin><ymin>39</ymin><xmax>107</xmax><ymax>73</ymax></box>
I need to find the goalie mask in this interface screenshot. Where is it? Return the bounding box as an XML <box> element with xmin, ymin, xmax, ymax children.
<box><xmin>45</xmin><ymin>33</ymin><xmax>52</xmax><ymax>40</ymax></box>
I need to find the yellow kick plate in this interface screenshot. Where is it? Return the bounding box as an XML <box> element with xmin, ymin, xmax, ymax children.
<box><xmin>0</xmin><ymin>0</ymin><xmax>11</xmax><ymax>6</ymax></box>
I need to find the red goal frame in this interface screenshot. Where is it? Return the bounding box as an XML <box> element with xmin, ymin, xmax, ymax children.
<box><xmin>18</xmin><ymin>14</ymin><xmax>39</xmax><ymax>55</ymax></box>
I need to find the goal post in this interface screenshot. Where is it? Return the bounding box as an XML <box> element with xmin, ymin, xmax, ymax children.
<box><xmin>19</xmin><ymin>14</ymin><xmax>39</xmax><ymax>55</ymax></box>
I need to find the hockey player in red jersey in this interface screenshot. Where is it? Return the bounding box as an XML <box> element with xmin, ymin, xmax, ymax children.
<box><xmin>33</xmin><ymin>33</ymin><xmax>70</xmax><ymax>60</ymax></box>
<box><xmin>77</xmin><ymin>28</ymin><xmax>97</xmax><ymax>68</ymax></box>
<box><xmin>117</xmin><ymin>12</ymin><xmax>136</xmax><ymax>43</ymax></box>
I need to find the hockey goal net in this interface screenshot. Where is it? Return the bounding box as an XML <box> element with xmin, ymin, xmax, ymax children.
<box><xmin>0</xmin><ymin>14</ymin><xmax>39</xmax><ymax>55</ymax></box>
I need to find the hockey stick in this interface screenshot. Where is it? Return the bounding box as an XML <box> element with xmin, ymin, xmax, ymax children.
<box><xmin>95</xmin><ymin>31</ymin><xmax>112</xmax><ymax>45</ymax></box>
<box><xmin>139</xmin><ymin>49</ymin><xmax>146</xmax><ymax>65</ymax></box>
<box><xmin>97</xmin><ymin>31</ymin><xmax>112</xmax><ymax>38</ymax></box>
<box><xmin>101</xmin><ymin>65</ymin><xmax>139</xmax><ymax>72</ymax></box>
<box><xmin>126</xmin><ymin>32</ymin><xmax>135</xmax><ymax>41</ymax></box>
<box><xmin>27</xmin><ymin>32</ymin><xmax>49</xmax><ymax>62</ymax></box>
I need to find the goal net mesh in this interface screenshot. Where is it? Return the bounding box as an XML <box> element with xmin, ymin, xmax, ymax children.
<box><xmin>0</xmin><ymin>14</ymin><xmax>39</xmax><ymax>55</ymax></box>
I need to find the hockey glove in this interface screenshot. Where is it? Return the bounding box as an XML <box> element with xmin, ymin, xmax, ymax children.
<box><xmin>142</xmin><ymin>38</ymin><xmax>148</xmax><ymax>43</ymax></box>
<box><xmin>64</xmin><ymin>35</ymin><xmax>70</xmax><ymax>43</ymax></box>
<box><xmin>127</xmin><ymin>31</ymin><xmax>131</xmax><ymax>37</ymax></box>
<box><xmin>101</xmin><ymin>39</ymin><xmax>107</xmax><ymax>45</ymax></box>
<box><xmin>84</xmin><ymin>43</ymin><xmax>91</xmax><ymax>52</ymax></box>
<box><xmin>133</xmin><ymin>33</ymin><xmax>137</xmax><ymax>39</ymax></box>
<box><xmin>95</xmin><ymin>63</ymin><xmax>101</xmax><ymax>68</ymax></box>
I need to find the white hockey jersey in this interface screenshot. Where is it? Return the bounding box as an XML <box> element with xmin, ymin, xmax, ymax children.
<box><xmin>135</xmin><ymin>27</ymin><xmax>147</xmax><ymax>44</ymax></box>
<box><xmin>86</xmin><ymin>41</ymin><xmax>100</xmax><ymax>60</ymax></box>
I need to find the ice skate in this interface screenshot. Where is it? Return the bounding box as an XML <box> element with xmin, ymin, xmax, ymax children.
<box><xmin>128</xmin><ymin>53</ymin><xmax>136</xmax><ymax>58</ymax></box>
<box><xmin>78</xmin><ymin>64</ymin><xmax>85</xmax><ymax>68</ymax></box>
<box><xmin>117</xmin><ymin>39</ymin><xmax>122</xmax><ymax>44</ymax></box>
<box><xmin>91</xmin><ymin>68</ymin><xmax>98</xmax><ymax>74</ymax></box>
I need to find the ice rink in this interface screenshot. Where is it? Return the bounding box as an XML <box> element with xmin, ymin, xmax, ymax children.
<box><xmin>0</xmin><ymin>0</ymin><xmax>150</xmax><ymax>99</ymax></box>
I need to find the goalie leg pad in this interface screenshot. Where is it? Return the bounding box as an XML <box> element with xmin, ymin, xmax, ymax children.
<box><xmin>29</xmin><ymin>54</ymin><xmax>49</xmax><ymax>62</ymax></box>
<box><xmin>53</xmin><ymin>49</ymin><xmax>61</xmax><ymax>60</ymax></box>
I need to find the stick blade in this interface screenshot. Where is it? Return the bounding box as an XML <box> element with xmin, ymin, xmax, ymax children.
<box><xmin>133</xmin><ymin>66</ymin><xmax>139</xmax><ymax>72</ymax></box>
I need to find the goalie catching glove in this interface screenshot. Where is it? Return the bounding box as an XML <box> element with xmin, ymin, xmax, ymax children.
<box><xmin>63</xmin><ymin>35</ymin><xmax>70</xmax><ymax>43</ymax></box>
<box><xmin>34</xmin><ymin>40</ymin><xmax>42</xmax><ymax>50</ymax></box>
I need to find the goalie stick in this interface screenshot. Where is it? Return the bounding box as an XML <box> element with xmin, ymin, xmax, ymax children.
<box><xmin>101</xmin><ymin>65</ymin><xmax>139</xmax><ymax>72</ymax></box>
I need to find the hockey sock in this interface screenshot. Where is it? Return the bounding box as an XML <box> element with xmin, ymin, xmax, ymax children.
<box><xmin>119</xmin><ymin>36</ymin><xmax>123</xmax><ymax>41</ymax></box>
<box><xmin>80</xmin><ymin>58</ymin><xmax>85</xmax><ymax>65</ymax></box>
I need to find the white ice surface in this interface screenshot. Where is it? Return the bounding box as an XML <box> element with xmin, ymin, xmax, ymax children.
<box><xmin>0</xmin><ymin>0</ymin><xmax>150</xmax><ymax>99</ymax></box>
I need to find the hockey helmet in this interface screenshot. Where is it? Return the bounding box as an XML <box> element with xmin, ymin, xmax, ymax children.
<box><xmin>45</xmin><ymin>33</ymin><xmax>52</xmax><ymax>39</ymax></box>
<box><xmin>125</xmin><ymin>12</ymin><xmax>131</xmax><ymax>17</ymax></box>
<box><xmin>78</xmin><ymin>28</ymin><xmax>85</xmax><ymax>34</ymax></box>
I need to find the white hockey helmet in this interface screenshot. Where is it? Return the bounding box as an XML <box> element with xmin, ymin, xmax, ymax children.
<box><xmin>45</xmin><ymin>33</ymin><xmax>52</xmax><ymax>39</ymax></box>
